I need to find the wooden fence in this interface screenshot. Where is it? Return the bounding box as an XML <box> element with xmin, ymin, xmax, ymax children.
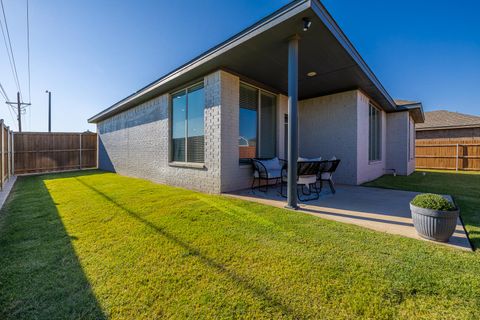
<box><xmin>13</xmin><ymin>132</ymin><xmax>97</xmax><ymax>175</ymax></box>
<box><xmin>0</xmin><ymin>120</ymin><xmax>14</xmax><ymax>190</ymax></box>
<box><xmin>416</xmin><ymin>139</ymin><xmax>480</xmax><ymax>171</ymax></box>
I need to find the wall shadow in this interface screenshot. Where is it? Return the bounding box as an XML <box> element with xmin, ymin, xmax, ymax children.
<box><xmin>74</xmin><ymin>177</ymin><xmax>300</xmax><ymax>318</ymax></box>
<box><xmin>98</xmin><ymin>137</ymin><xmax>115</xmax><ymax>172</ymax></box>
<box><xmin>0</xmin><ymin>175</ymin><xmax>106</xmax><ymax>319</ymax></box>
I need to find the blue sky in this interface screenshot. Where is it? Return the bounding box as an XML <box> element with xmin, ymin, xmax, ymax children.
<box><xmin>0</xmin><ymin>0</ymin><xmax>479</xmax><ymax>132</ymax></box>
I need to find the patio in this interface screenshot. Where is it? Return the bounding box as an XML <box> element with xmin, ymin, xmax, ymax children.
<box><xmin>228</xmin><ymin>184</ymin><xmax>472</xmax><ymax>251</ymax></box>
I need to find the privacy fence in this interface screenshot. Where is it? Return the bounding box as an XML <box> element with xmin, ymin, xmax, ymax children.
<box><xmin>416</xmin><ymin>139</ymin><xmax>480</xmax><ymax>171</ymax></box>
<box><xmin>0</xmin><ymin>120</ymin><xmax>14</xmax><ymax>190</ymax></box>
<box><xmin>13</xmin><ymin>131</ymin><xmax>97</xmax><ymax>175</ymax></box>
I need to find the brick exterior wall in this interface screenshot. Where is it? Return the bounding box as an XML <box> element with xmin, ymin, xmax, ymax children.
<box><xmin>97</xmin><ymin>71</ymin><xmax>224</xmax><ymax>193</ymax></box>
<box><xmin>298</xmin><ymin>90</ymin><xmax>359</xmax><ymax>184</ymax></box>
<box><xmin>97</xmin><ymin>69</ymin><xmax>414</xmax><ymax>193</ymax></box>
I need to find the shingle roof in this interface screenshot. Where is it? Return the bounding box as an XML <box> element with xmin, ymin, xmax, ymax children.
<box><xmin>416</xmin><ymin>110</ymin><xmax>480</xmax><ymax>130</ymax></box>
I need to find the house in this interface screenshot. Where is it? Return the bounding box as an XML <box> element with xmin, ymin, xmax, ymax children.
<box><xmin>88</xmin><ymin>0</ymin><xmax>424</xmax><ymax>202</ymax></box>
<box><xmin>416</xmin><ymin>110</ymin><xmax>480</xmax><ymax>141</ymax></box>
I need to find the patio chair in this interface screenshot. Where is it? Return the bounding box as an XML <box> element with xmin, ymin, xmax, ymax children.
<box><xmin>280</xmin><ymin>160</ymin><xmax>322</xmax><ymax>201</ymax></box>
<box><xmin>251</xmin><ymin>157</ymin><xmax>286</xmax><ymax>193</ymax></box>
<box><xmin>317</xmin><ymin>159</ymin><xmax>341</xmax><ymax>194</ymax></box>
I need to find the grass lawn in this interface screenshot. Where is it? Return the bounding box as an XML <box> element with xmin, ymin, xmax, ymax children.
<box><xmin>364</xmin><ymin>170</ymin><xmax>480</xmax><ymax>250</ymax></box>
<box><xmin>1</xmin><ymin>171</ymin><xmax>480</xmax><ymax>319</ymax></box>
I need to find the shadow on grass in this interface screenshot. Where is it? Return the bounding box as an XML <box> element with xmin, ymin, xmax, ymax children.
<box><xmin>74</xmin><ymin>177</ymin><xmax>300</xmax><ymax>318</ymax></box>
<box><xmin>0</xmin><ymin>175</ymin><xmax>106</xmax><ymax>319</ymax></box>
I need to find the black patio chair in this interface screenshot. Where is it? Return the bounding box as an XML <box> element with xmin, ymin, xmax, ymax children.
<box><xmin>317</xmin><ymin>159</ymin><xmax>341</xmax><ymax>194</ymax></box>
<box><xmin>280</xmin><ymin>161</ymin><xmax>322</xmax><ymax>201</ymax></box>
<box><xmin>251</xmin><ymin>158</ymin><xmax>286</xmax><ymax>193</ymax></box>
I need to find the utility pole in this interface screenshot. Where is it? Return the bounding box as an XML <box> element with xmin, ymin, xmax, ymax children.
<box><xmin>17</xmin><ymin>92</ymin><xmax>21</xmax><ymax>132</ymax></box>
<box><xmin>5</xmin><ymin>92</ymin><xmax>30</xmax><ymax>132</ymax></box>
<box><xmin>46</xmin><ymin>90</ymin><xmax>51</xmax><ymax>132</ymax></box>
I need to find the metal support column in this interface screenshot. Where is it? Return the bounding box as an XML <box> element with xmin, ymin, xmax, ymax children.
<box><xmin>286</xmin><ymin>35</ymin><xmax>299</xmax><ymax>209</ymax></box>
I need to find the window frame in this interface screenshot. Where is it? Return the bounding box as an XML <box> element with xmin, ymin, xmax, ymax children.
<box><xmin>368</xmin><ymin>102</ymin><xmax>382</xmax><ymax>162</ymax></box>
<box><xmin>169</xmin><ymin>81</ymin><xmax>205</xmax><ymax>165</ymax></box>
<box><xmin>239</xmin><ymin>81</ymin><xmax>277</xmax><ymax>163</ymax></box>
<box><xmin>408</xmin><ymin>117</ymin><xmax>415</xmax><ymax>160</ymax></box>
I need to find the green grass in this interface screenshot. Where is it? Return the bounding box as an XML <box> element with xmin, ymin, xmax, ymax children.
<box><xmin>364</xmin><ymin>170</ymin><xmax>480</xmax><ymax>249</ymax></box>
<box><xmin>1</xmin><ymin>171</ymin><xmax>480</xmax><ymax>319</ymax></box>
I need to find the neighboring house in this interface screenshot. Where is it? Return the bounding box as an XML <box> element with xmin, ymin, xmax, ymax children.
<box><xmin>416</xmin><ymin>110</ymin><xmax>480</xmax><ymax>140</ymax></box>
<box><xmin>88</xmin><ymin>0</ymin><xmax>424</xmax><ymax>194</ymax></box>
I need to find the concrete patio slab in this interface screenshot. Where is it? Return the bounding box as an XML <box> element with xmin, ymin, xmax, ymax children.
<box><xmin>227</xmin><ymin>185</ymin><xmax>472</xmax><ymax>251</ymax></box>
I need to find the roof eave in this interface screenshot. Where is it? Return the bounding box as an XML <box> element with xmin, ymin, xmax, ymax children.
<box><xmin>396</xmin><ymin>103</ymin><xmax>425</xmax><ymax>123</ymax></box>
<box><xmin>88</xmin><ymin>0</ymin><xmax>311</xmax><ymax>123</ymax></box>
<box><xmin>309</xmin><ymin>0</ymin><xmax>396</xmax><ymax>111</ymax></box>
<box><xmin>89</xmin><ymin>0</ymin><xmax>398</xmax><ymax>123</ymax></box>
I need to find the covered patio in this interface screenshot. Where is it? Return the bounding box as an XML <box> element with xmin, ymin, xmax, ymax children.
<box><xmin>228</xmin><ymin>185</ymin><xmax>472</xmax><ymax>251</ymax></box>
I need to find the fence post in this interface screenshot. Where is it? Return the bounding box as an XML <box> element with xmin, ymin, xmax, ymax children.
<box><xmin>79</xmin><ymin>133</ymin><xmax>82</xmax><ymax>170</ymax></box>
<box><xmin>0</xmin><ymin>120</ymin><xmax>4</xmax><ymax>190</ymax></box>
<box><xmin>11</xmin><ymin>131</ymin><xmax>14</xmax><ymax>176</ymax></box>
<box><xmin>456</xmin><ymin>144</ymin><xmax>459</xmax><ymax>172</ymax></box>
<box><xmin>6</xmin><ymin>126</ymin><xmax>9</xmax><ymax>179</ymax></box>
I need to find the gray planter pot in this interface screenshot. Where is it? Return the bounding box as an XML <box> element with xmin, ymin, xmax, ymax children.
<box><xmin>410</xmin><ymin>203</ymin><xmax>459</xmax><ymax>242</ymax></box>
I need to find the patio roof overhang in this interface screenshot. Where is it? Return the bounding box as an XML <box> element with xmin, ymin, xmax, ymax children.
<box><xmin>89</xmin><ymin>0</ymin><xmax>399</xmax><ymax>123</ymax></box>
<box><xmin>396</xmin><ymin>103</ymin><xmax>425</xmax><ymax>123</ymax></box>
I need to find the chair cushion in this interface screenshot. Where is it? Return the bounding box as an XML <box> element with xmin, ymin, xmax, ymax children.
<box><xmin>298</xmin><ymin>175</ymin><xmax>317</xmax><ymax>185</ymax></box>
<box><xmin>259</xmin><ymin>157</ymin><xmax>282</xmax><ymax>171</ymax></box>
<box><xmin>254</xmin><ymin>169</ymin><xmax>282</xmax><ymax>179</ymax></box>
<box><xmin>298</xmin><ymin>156</ymin><xmax>322</xmax><ymax>162</ymax></box>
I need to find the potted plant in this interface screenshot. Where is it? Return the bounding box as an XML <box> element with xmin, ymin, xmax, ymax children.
<box><xmin>410</xmin><ymin>193</ymin><xmax>459</xmax><ymax>242</ymax></box>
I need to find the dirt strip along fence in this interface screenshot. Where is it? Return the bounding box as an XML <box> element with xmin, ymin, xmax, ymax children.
<box><xmin>13</xmin><ymin>132</ymin><xmax>97</xmax><ymax>175</ymax></box>
<box><xmin>416</xmin><ymin>139</ymin><xmax>480</xmax><ymax>171</ymax></box>
<box><xmin>0</xmin><ymin>120</ymin><xmax>14</xmax><ymax>190</ymax></box>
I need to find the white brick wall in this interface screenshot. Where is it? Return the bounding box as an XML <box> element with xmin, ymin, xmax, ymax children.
<box><xmin>298</xmin><ymin>91</ymin><xmax>359</xmax><ymax>184</ymax></box>
<box><xmin>386</xmin><ymin>111</ymin><xmax>416</xmax><ymax>176</ymax></box>
<box><xmin>356</xmin><ymin>91</ymin><xmax>387</xmax><ymax>184</ymax></box>
<box><xmin>97</xmin><ymin>71</ymin><xmax>224</xmax><ymax>193</ymax></box>
<box><xmin>97</xmin><ymin>70</ymin><xmax>413</xmax><ymax>193</ymax></box>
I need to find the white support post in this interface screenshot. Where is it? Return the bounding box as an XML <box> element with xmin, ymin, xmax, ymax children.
<box><xmin>456</xmin><ymin>144</ymin><xmax>459</xmax><ymax>172</ymax></box>
<box><xmin>79</xmin><ymin>133</ymin><xmax>83</xmax><ymax>169</ymax></box>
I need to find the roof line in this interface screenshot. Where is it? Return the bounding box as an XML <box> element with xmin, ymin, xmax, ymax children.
<box><xmin>89</xmin><ymin>0</ymin><xmax>398</xmax><ymax>123</ymax></box>
<box><xmin>310</xmin><ymin>0</ymin><xmax>396</xmax><ymax>110</ymax></box>
<box><xmin>417</xmin><ymin>124</ymin><xmax>480</xmax><ymax>131</ymax></box>
<box><xmin>89</xmin><ymin>0</ymin><xmax>310</xmax><ymax>123</ymax></box>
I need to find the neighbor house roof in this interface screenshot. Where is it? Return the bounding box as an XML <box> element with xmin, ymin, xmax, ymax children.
<box><xmin>416</xmin><ymin>110</ymin><xmax>480</xmax><ymax>131</ymax></box>
<box><xmin>89</xmin><ymin>0</ymin><xmax>420</xmax><ymax>124</ymax></box>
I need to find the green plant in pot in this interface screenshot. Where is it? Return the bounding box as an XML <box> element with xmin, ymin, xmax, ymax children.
<box><xmin>410</xmin><ymin>193</ymin><xmax>459</xmax><ymax>242</ymax></box>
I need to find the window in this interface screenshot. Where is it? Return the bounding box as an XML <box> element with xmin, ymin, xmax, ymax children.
<box><xmin>369</xmin><ymin>103</ymin><xmax>381</xmax><ymax>161</ymax></box>
<box><xmin>239</xmin><ymin>83</ymin><xmax>276</xmax><ymax>162</ymax></box>
<box><xmin>408</xmin><ymin>118</ymin><xmax>415</xmax><ymax>160</ymax></box>
<box><xmin>171</xmin><ymin>83</ymin><xmax>205</xmax><ymax>163</ymax></box>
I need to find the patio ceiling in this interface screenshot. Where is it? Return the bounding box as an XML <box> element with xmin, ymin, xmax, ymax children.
<box><xmin>89</xmin><ymin>0</ymin><xmax>396</xmax><ymax>123</ymax></box>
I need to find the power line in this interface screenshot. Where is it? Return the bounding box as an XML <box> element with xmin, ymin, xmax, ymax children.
<box><xmin>0</xmin><ymin>81</ymin><xmax>17</xmax><ymax>128</ymax></box>
<box><xmin>0</xmin><ymin>0</ymin><xmax>22</xmax><ymax>100</ymax></box>
<box><xmin>0</xmin><ymin>81</ymin><xmax>10</xmax><ymax>101</ymax></box>
<box><xmin>26</xmin><ymin>0</ymin><xmax>30</xmax><ymax>103</ymax></box>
